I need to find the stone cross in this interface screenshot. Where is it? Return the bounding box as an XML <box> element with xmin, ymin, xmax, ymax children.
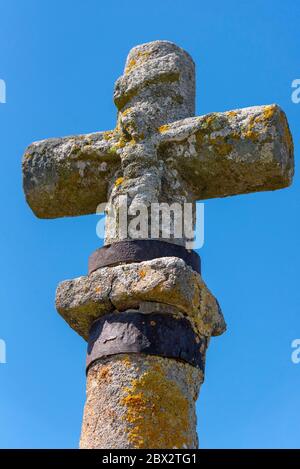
<box><xmin>22</xmin><ymin>41</ymin><xmax>294</xmax><ymax>449</ymax></box>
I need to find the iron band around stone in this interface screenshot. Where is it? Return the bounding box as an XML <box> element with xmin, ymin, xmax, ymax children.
<box><xmin>88</xmin><ymin>239</ymin><xmax>201</xmax><ymax>274</ymax></box>
<box><xmin>86</xmin><ymin>312</ymin><xmax>206</xmax><ymax>372</ymax></box>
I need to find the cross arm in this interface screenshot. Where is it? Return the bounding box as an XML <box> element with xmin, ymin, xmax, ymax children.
<box><xmin>22</xmin><ymin>130</ymin><xmax>121</xmax><ymax>218</ymax></box>
<box><xmin>158</xmin><ymin>105</ymin><xmax>294</xmax><ymax>200</ymax></box>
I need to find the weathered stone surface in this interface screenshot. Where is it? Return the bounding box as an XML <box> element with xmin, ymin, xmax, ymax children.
<box><xmin>105</xmin><ymin>41</ymin><xmax>196</xmax><ymax>245</ymax></box>
<box><xmin>22</xmin><ymin>41</ymin><xmax>294</xmax><ymax>235</ymax></box>
<box><xmin>158</xmin><ymin>104</ymin><xmax>294</xmax><ymax>200</ymax></box>
<box><xmin>114</xmin><ymin>40</ymin><xmax>195</xmax><ymax>130</ymax></box>
<box><xmin>22</xmin><ymin>40</ymin><xmax>295</xmax><ymax>450</ymax></box>
<box><xmin>22</xmin><ymin>131</ymin><xmax>121</xmax><ymax>218</ymax></box>
<box><xmin>80</xmin><ymin>354</ymin><xmax>203</xmax><ymax>449</ymax></box>
<box><xmin>56</xmin><ymin>257</ymin><xmax>226</xmax><ymax>341</ymax></box>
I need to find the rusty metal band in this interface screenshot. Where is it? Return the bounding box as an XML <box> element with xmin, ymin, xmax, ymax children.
<box><xmin>86</xmin><ymin>312</ymin><xmax>206</xmax><ymax>372</ymax></box>
<box><xmin>88</xmin><ymin>239</ymin><xmax>201</xmax><ymax>274</ymax></box>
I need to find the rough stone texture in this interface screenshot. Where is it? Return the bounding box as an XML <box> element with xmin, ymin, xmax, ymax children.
<box><xmin>22</xmin><ymin>41</ymin><xmax>294</xmax><ymax>238</ymax></box>
<box><xmin>114</xmin><ymin>40</ymin><xmax>195</xmax><ymax>123</ymax></box>
<box><xmin>22</xmin><ymin>40</ymin><xmax>295</xmax><ymax>450</ymax></box>
<box><xmin>22</xmin><ymin>131</ymin><xmax>121</xmax><ymax>218</ymax></box>
<box><xmin>105</xmin><ymin>41</ymin><xmax>196</xmax><ymax>245</ymax></box>
<box><xmin>56</xmin><ymin>257</ymin><xmax>226</xmax><ymax>341</ymax></box>
<box><xmin>158</xmin><ymin>104</ymin><xmax>294</xmax><ymax>200</ymax></box>
<box><xmin>80</xmin><ymin>354</ymin><xmax>203</xmax><ymax>449</ymax></box>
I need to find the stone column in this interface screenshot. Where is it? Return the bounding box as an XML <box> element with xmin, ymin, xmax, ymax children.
<box><xmin>80</xmin><ymin>354</ymin><xmax>202</xmax><ymax>449</ymax></box>
<box><xmin>56</xmin><ymin>253</ymin><xmax>225</xmax><ymax>449</ymax></box>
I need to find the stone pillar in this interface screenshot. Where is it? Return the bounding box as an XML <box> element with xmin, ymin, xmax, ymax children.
<box><xmin>80</xmin><ymin>354</ymin><xmax>202</xmax><ymax>449</ymax></box>
<box><xmin>56</xmin><ymin>255</ymin><xmax>225</xmax><ymax>449</ymax></box>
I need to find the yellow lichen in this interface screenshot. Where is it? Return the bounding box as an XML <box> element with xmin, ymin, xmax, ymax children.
<box><xmin>125</xmin><ymin>51</ymin><xmax>152</xmax><ymax>75</ymax></box>
<box><xmin>99</xmin><ymin>365</ymin><xmax>111</xmax><ymax>381</ymax></box>
<box><xmin>244</xmin><ymin>115</ymin><xmax>259</xmax><ymax>141</ymax></box>
<box><xmin>122</xmin><ymin>107</ymin><xmax>132</xmax><ymax>117</ymax></box>
<box><xmin>139</xmin><ymin>269</ymin><xmax>147</xmax><ymax>278</ymax></box>
<box><xmin>158</xmin><ymin>124</ymin><xmax>170</xmax><ymax>133</ymax></box>
<box><xmin>244</xmin><ymin>106</ymin><xmax>276</xmax><ymax>142</ymax></box>
<box><xmin>114</xmin><ymin>135</ymin><xmax>136</xmax><ymax>149</ymax></box>
<box><xmin>115</xmin><ymin>177</ymin><xmax>124</xmax><ymax>187</ymax></box>
<box><xmin>203</xmin><ymin>114</ymin><xmax>216</xmax><ymax>128</ymax></box>
<box><xmin>122</xmin><ymin>356</ymin><xmax>132</xmax><ymax>367</ymax></box>
<box><xmin>120</xmin><ymin>364</ymin><xmax>191</xmax><ymax>449</ymax></box>
<box><xmin>115</xmin><ymin>139</ymin><xmax>126</xmax><ymax>149</ymax></box>
<box><xmin>244</xmin><ymin>129</ymin><xmax>259</xmax><ymax>141</ymax></box>
<box><xmin>125</xmin><ymin>58</ymin><xmax>137</xmax><ymax>74</ymax></box>
<box><xmin>263</xmin><ymin>104</ymin><xmax>276</xmax><ymax>121</ymax></box>
<box><xmin>103</xmin><ymin>130</ymin><xmax>114</xmax><ymax>141</ymax></box>
<box><xmin>228</xmin><ymin>110</ymin><xmax>238</xmax><ymax>118</ymax></box>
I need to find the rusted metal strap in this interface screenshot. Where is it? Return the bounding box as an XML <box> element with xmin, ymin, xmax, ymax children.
<box><xmin>86</xmin><ymin>312</ymin><xmax>207</xmax><ymax>372</ymax></box>
<box><xmin>88</xmin><ymin>240</ymin><xmax>201</xmax><ymax>274</ymax></box>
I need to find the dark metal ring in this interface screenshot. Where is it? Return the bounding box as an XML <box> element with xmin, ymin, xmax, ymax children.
<box><xmin>88</xmin><ymin>239</ymin><xmax>201</xmax><ymax>274</ymax></box>
<box><xmin>86</xmin><ymin>312</ymin><xmax>207</xmax><ymax>372</ymax></box>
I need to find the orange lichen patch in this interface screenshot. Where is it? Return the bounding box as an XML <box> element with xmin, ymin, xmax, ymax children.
<box><xmin>122</xmin><ymin>355</ymin><xmax>132</xmax><ymax>367</ymax></box>
<box><xmin>243</xmin><ymin>106</ymin><xmax>277</xmax><ymax>142</ymax></box>
<box><xmin>203</xmin><ymin>113</ymin><xmax>216</xmax><ymax>128</ymax></box>
<box><xmin>244</xmin><ymin>115</ymin><xmax>260</xmax><ymax>141</ymax></box>
<box><xmin>158</xmin><ymin>124</ymin><xmax>170</xmax><ymax>133</ymax></box>
<box><xmin>114</xmin><ymin>137</ymin><xmax>127</xmax><ymax>149</ymax></box>
<box><xmin>227</xmin><ymin>110</ymin><xmax>238</xmax><ymax>118</ymax></box>
<box><xmin>122</xmin><ymin>107</ymin><xmax>132</xmax><ymax>117</ymax></box>
<box><xmin>120</xmin><ymin>364</ymin><xmax>190</xmax><ymax>449</ymax></box>
<box><xmin>138</xmin><ymin>269</ymin><xmax>147</xmax><ymax>279</ymax></box>
<box><xmin>94</xmin><ymin>286</ymin><xmax>101</xmax><ymax>293</ymax></box>
<box><xmin>114</xmin><ymin>135</ymin><xmax>136</xmax><ymax>149</ymax></box>
<box><xmin>244</xmin><ymin>128</ymin><xmax>259</xmax><ymax>140</ymax></box>
<box><xmin>128</xmin><ymin>137</ymin><xmax>137</xmax><ymax>146</ymax></box>
<box><xmin>115</xmin><ymin>177</ymin><xmax>124</xmax><ymax>187</ymax></box>
<box><xmin>99</xmin><ymin>365</ymin><xmax>111</xmax><ymax>381</ymax></box>
<box><xmin>263</xmin><ymin>104</ymin><xmax>276</xmax><ymax>121</ymax></box>
<box><xmin>125</xmin><ymin>58</ymin><xmax>137</xmax><ymax>74</ymax></box>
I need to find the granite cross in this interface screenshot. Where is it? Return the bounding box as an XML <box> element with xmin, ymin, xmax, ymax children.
<box><xmin>22</xmin><ymin>41</ymin><xmax>294</xmax><ymax>449</ymax></box>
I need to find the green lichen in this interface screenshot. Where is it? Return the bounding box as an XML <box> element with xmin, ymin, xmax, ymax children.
<box><xmin>108</xmin><ymin>146</ymin><xmax>118</xmax><ymax>155</ymax></box>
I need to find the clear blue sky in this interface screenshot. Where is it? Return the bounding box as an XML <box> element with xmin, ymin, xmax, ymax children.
<box><xmin>0</xmin><ymin>0</ymin><xmax>299</xmax><ymax>449</ymax></box>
